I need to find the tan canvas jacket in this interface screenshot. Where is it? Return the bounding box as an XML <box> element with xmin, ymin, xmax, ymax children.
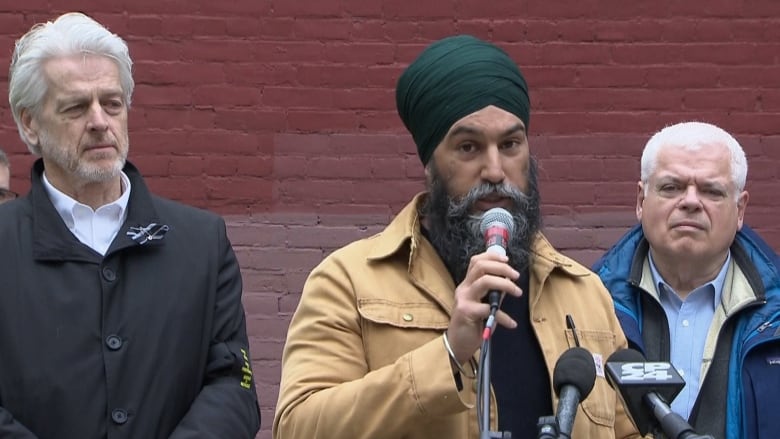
<box><xmin>273</xmin><ymin>193</ymin><xmax>640</xmax><ymax>439</ymax></box>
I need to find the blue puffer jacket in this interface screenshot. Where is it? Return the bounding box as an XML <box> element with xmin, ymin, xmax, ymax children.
<box><xmin>593</xmin><ymin>224</ymin><xmax>780</xmax><ymax>439</ymax></box>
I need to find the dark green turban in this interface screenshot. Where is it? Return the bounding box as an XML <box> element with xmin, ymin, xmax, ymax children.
<box><xmin>396</xmin><ymin>35</ymin><xmax>530</xmax><ymax>165</ymax></box>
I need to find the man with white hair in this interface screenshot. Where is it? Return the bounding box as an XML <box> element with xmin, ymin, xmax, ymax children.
<box><xmin>595</xmin><ymin>121</ymin><xmax>780</xmax><ymax>439</ymax></box>
<box><xmin>0</xmin><ymin>12</ymin><xmax>260</xmax><ymax>438</ymax></box>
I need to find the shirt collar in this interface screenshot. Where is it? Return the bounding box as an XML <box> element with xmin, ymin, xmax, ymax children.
<box><xmin>648</xmin><ymin>250</ymin><xmax>731</xmax><ymax>309</ymax></box>
<box><xmin>42</xmin><ymin>171</ymin><xmax>132</xmax><ymax>227</ymax></box>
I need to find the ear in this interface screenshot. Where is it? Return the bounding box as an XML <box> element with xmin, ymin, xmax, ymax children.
<box><xmin>636</xmin><ymin>181</ymin><xmax>645</xmax><ymax>221</ymax></box>
<box><xmin>20</xmin><ymin>108</ymin><xmax>40</xmax><ymax>148</ymax></box>
<box><xmin>424</xmin><ymin>163</ymin><xmax>433</xmax><ymax>184</ymax></box>
<box><xmin>736</xmin><ymin>190</ymin><xmax>749</xmax><ymax>230</ymax></box>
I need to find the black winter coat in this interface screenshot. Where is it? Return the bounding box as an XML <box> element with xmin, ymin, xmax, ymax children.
<box><xmin>0</xmin><ymin>160</ymin><xmax>260</xmax><ymax>438</ymax></box>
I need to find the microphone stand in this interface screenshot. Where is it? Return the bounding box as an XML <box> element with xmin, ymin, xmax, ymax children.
<box><xmin>646</xmin><ymin>393</ymin><xmax>715</xmax><ymax>439</ymax></box>
<box><xmin>535</xmin><ymin>415</ymin><xmax>560</xmax><ymax>438</ymax></box>
<box><xmin>478</xmin><ymin>312</ymin><xmax>511</xmax><ymax>439</ymax></box>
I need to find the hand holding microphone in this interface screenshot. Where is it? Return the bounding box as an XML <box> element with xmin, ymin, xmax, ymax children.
<box><xmin>446</xmin><ymin>207</ymin><xmax>521</xmax><ymax>365</ymax></box>
<box><xmin>480</xmin><ymin>207</ymin><xmax>515</xmax><ymax>317</ymax></box>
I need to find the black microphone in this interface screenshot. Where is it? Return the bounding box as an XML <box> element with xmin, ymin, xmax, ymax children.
<box><xmin>479</xmin><ymin>207</ymin><xmax>515</xmax><ymax>312</ymax></box>
<box><xmin>605</xmin><ymin>349</ymin><xmax>713</xmax><ymax>439</ymax></box>
<box><xmin>553</xmin><ymin>347</ymin><xmax>597</xmax><ymax>438</ymax></box>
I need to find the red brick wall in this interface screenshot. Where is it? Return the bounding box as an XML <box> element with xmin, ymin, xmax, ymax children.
<box><xmin>2</xmin><ymin>2</ymin><xmax>780</xmax><ymax>437</ymax></box>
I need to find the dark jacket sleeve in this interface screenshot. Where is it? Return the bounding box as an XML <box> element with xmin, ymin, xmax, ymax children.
<box><xmin>168</xmin><ymin>221</ymin><xmax>261</xmax><ymax>438</ymax></box>
<box><xmin>0</xmin><ymin>410</ymin><xmax>38</xmax><ymax>438</ymax></box>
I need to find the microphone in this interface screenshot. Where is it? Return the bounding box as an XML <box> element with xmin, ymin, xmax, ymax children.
<box><xmin>479</xmin><ymin>207</ymin><xmax>515</xmax><ymax>312</ymax></box>
<box><xmin>476</xmin><ymin>208</ymin><xmax>516</xmax><ymax>439</ymax></box>
<box><xmin>605</xmin><ymin>349</ymin><xmax>712</xmax><ymax>439</ymax></box>
<box><xmin>553</xmin><ymin>347</ymin><xmax>597</xmax><ymax>438</ymax></box>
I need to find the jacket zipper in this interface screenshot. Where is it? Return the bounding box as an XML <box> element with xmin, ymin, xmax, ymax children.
<box><xmin>756</xmin><ymin>320</ymin><xmax>772</xmax><ymax>333</ymax></box>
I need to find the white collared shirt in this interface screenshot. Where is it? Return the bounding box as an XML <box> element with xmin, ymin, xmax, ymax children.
<box><xmin>43</xmin><ymin>172</ymin><xmax>131</xmax><ymax>256</ymax></box>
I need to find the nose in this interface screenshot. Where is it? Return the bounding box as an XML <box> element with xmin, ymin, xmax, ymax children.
<box><xmin>480</xmin><ymin>146</ymin><xmax>505</xmax><ymax>184</ymax></box>
<box><xmin>86</xmin><ymin>101</ymin><xmax>109</xmax><ymax>132</ymax></box>
<box><xmin>677</xmin><ymin>185</ymin><xmax>703</xmax><ymax>210</ymax></box>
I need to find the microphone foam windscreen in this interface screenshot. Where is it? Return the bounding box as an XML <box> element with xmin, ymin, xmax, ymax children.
<box><xmin>606</xmin><ymin>348</ymin><xmax>646</xmax><ymax>364</ymax></box>
<box><xmin>553</xmin><ymin>347</ymin><xmax>597</xmax><ymax>399</ymax></box>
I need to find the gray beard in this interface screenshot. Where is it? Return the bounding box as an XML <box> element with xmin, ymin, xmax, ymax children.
<box><xmin>420</xmin><ymin>158</ymin><xmax>542</xmax><ymax>284</ymax></box>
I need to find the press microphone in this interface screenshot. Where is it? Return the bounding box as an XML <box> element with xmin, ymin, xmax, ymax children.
<box><xmin>553</xmin><ymin>347</ymin><xmax>597</xmax><ymax>438</ymax></box>
<box><xmin>605</xmin><ymin>349</ymin><xmax>713</xmax><ymax>439</ymax></box>
<box><xmin>479</xmin><ymin>207</ymin><xmax>515</xmax><ymax>312</ymax></box>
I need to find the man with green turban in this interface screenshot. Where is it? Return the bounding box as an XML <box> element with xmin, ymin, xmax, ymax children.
<box><xmin>396</xmin><ymin>34</ymin><xmax>530</xmax><ymax>166</ymax></box>
<box><xmin>274</xmin><ymin>35</ymin><xmax>640</xmax><ymax>439</ymax></box>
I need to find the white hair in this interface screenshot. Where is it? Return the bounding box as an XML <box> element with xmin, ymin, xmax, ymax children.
<box><xmin>641</xmin><ymin>121</ymin><xmax>747</xmax><ymax>197</ymax></box>
<box><xmin>8</xmin><ymin>12</ymin><xmax>134</xmax><ymax>154</ymax></box>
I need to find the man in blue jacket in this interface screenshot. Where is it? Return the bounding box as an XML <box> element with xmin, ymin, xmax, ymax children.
<box><xmin>594</xmin><ymin>121</ymin><xmax>780</xmax><ymax>439</ymax></box>
<box><xmin>0</xmin><ymin>12</ymin><xmax>260</xmax><ymax>438</ymax></box>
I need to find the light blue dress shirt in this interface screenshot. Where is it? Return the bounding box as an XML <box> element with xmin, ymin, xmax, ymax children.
<box><xmin>648</xmin><ymin>251</ymin><xmax>730</xmax><ymax>421</ymax></box>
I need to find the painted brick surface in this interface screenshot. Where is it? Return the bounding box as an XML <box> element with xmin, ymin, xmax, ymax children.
<box><xmin>2</xmin><ymin>2</ymin><xmax>780</xmax><ymax>437</ymax></box>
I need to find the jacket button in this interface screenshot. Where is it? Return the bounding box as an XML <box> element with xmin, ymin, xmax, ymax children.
<box><xmin>106</xmin><ymin>335</ymin><xmax>123</xmax><ymax>350</ymax></box>
<box><xmin>102</xmin><ymin>267</ymin><xmax>116</xmax><ymax>282</ymax></box>
<box><xmin>111</xmin><ymin>408</ymin><xmax>128</xmax><ymax>424</ymax></box>
<box><xmin>402</xmin><ymin>313</ymin><xmax>413</xmax><ymax>322</ymax></box>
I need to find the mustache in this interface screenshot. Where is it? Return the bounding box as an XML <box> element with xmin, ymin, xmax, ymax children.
<box><xmin>448</xmin><ymin>181</ymin><xmax>533</xmax><ymax>217</ymax></box>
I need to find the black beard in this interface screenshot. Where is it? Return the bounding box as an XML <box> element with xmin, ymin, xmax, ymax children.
<box><xmin>420</xmin><ymin>158</ymin><xmax>542</xmax><ymax>284</ymax></box>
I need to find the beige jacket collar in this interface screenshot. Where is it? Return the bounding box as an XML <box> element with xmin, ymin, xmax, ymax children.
<box><xmin>366</xmin><ymin>193</ymin><xmax>591</xmax><ymax>310</ymax></box>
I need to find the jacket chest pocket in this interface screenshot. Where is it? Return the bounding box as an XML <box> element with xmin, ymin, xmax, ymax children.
<box><xmin>564</xmin><ymin>328</ymin><xmax>618</xmax><ymax>429</ymax></box>
<box><xmin>357</xmin><ymin>298</ymin><xmax>449</xmax><ymax>370</ymax></box>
